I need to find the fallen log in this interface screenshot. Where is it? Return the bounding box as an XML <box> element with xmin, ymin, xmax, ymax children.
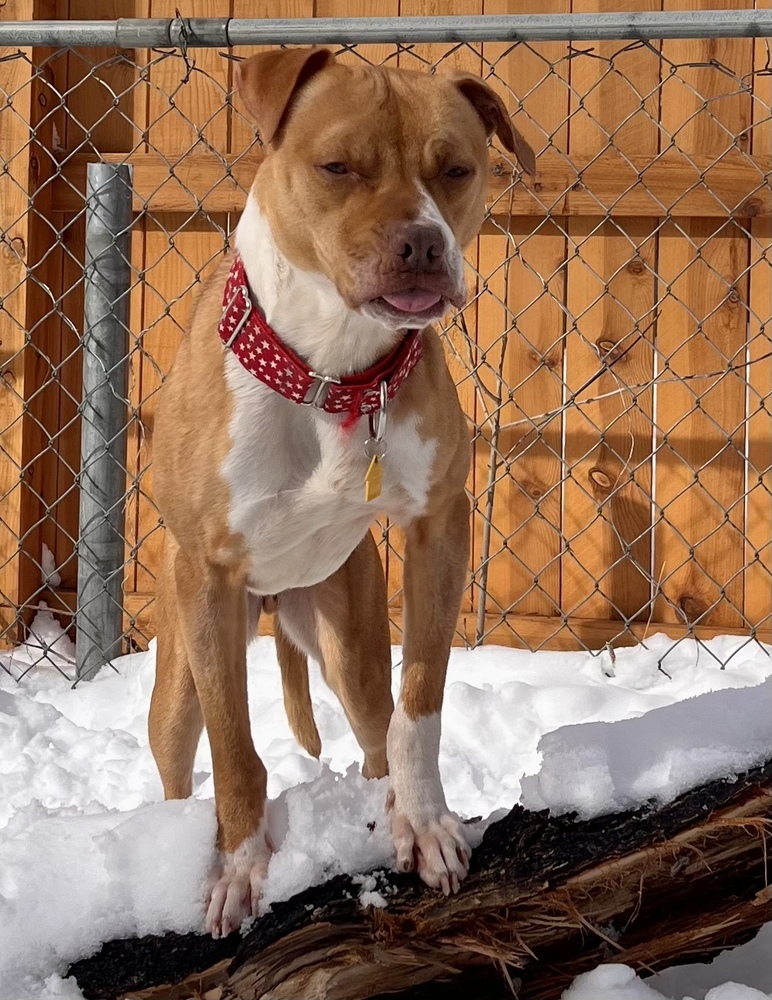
<box><xmin>69</xmin><ymin>758</ymin><xmax>772</xmax><ymax>1000</ymax></box>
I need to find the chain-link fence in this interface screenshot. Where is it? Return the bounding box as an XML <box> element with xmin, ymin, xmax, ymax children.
<box><xmin>1</xmin><ymin>10</ymin><xmax>771</xmax><ymax>681</ymax></box>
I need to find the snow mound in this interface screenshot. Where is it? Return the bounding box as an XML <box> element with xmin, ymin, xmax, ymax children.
<box><xmin>0</xmin><ymin>614</ymin><xmax>769</xmax><ymax>997</ymax></box>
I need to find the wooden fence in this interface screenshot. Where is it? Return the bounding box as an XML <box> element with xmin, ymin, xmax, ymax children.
<box><xmin>0</xmin><ymin>0</ymin><xmax>770</xmax><ymax>668</ymax></box>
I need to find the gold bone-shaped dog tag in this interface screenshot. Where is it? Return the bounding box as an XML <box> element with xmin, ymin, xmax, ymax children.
<box><xmin>364</xmin><ymin>455</ymin><xmax>383</xmax><ymax>502</ymax></box>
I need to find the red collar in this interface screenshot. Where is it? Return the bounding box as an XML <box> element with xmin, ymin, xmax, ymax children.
<box><xmin>218</xmin><ymin>255</ymin><xmax>423</xmax><ymax>415</ymax></box>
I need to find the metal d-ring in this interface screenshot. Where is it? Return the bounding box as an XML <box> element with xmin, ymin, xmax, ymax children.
<box><xmin>364</xmin><ymin>381</ymin><xmax>388</xmax><ymax>460</ymax></box>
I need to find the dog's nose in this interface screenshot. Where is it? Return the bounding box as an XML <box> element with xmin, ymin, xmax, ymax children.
<box><xmin>390</xmin><ymin>222</ymin><xmax>447</xmax><ymax>271</ymax></box>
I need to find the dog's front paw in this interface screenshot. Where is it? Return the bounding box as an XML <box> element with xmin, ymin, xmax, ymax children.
<box><xmin>205</xmin><ymin>826</ymin><xmax>272</xmax><ymax>938</ymax></box>
<box><xmin>387</xmin><ymin>791</ymin><xmax>470</xmax><ymax>895</ymax></box>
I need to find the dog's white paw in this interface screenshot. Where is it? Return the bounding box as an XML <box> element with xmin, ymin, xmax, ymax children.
<box><xmin>205</xmin><ymin>827</ymin><xmax>272</xmax><ymax>938</ymax></box>
<box><xmin>388</xmin><ymin>794</ymin><xmax>470</xmax><ymax>895</ymax></box>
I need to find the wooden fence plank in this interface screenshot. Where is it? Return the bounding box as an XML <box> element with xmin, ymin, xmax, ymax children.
<box><xmin>655</xmin><ymin>220</ymin><xmax>749</xmax><ymax>630</ymax></box>
<box><xmin>476</xmin><ymin>1</ymin><xmax>569</xmax><ymax>624</ymax></box>
<box><xmin>475</xmin><ymin>223</ymin><xmax>567</xmax><ymax>621</ymax></box>
<box><xmin>47</xmin><ymin>1</ymin><xmax>147</xmax><ymax>635</ymax></box>
<box><xmin>20</xmin><ymin>33</ymin><xmax>70</xmax><ymax>615</ymax></box>
<box><xmin>5</xmin><ymin>0</ymin><xmax>766</xmax><ymax>655</ymax></box>
<box><xmin>654</xmin><ymin>1</ymin><xmax>753</xmax><ymax>628</ymax></box>
<box><xmin>123</xmin><ymin>18</ymin><xmax>151</xmax><ymax>606</ymax></box>
<box><xmin>746</xmin><ymin>17</ymin><xmax>772</xmax><ymax>631</ymax></box>
<box><xmin>562</xmin><ymin>0</ymin><xmax>660</xmax><ymax>624</ymax></box>
<box><xmin>563</xmin><ymin>219</ymin><xmax>657</xmax><ymax>622</ymax></box>
<box><xmin>52</xmin><ymin>148</ymin><xmax>772</xmax><ymax>218</ymax></box>
<box><xmin>0</xmin><ymin>0</ymin><xmax>35</xmax><ymax>641</ymax></box>
<box><xmin>12</xmin><ymin>1</ymin><xmax>77</xmax><ymax>636</ymax></box>
<box><xmin>316</xmin><ymin>0</ymin><xmax>398</xmax><ymax>68</ymax></box>
<box><xmin>64</xmin><ymin>0</ymin><xmax>145</xmax><ymax>153</ymax></box>
<box><xmin>49</xmin><ymin>588</ymin><xmax>772</xmax><ymax>653</ymax></box>
<box><xmin>51</xmin><ymin>213</ymin><xmax>84</xmax><ymax>594</ymax></box>
<box><xmin>747</xmin><ymin>217</ymin><xmax>772</xmax><ymax>631</ymax></box>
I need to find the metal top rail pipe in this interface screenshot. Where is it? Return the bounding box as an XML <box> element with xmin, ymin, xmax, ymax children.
<box><xmin>2</xmin><ymin>10</ymin><xmax>772</xmax><ymax>48</ymax></box>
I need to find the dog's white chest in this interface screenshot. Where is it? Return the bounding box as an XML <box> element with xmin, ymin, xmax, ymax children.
<box><xmin>221</xmin><ymin>360</ymin><xmax>436</xmax><ymax>594</ymax></box>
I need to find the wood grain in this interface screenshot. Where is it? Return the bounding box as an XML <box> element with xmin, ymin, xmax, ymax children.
<box><xmin>52</xmin><ymin>147</ymin><xmax>772</xmax><ymax>218</ymax></box>
<box><xmin>475</xmin><ymin>0</ymin><xmax>570</xmax><ymax>623</ymax></box>
<box><xmin>746</xmin><ymin>10</ymin><xmax>772</xmax><ymax>631</ymax></box>
<box><xmin>562</xmin><ymin>219</ymin><xmax>657</xmax><ymax>621</ymax></box>
<box><xmin>50</xmin><ymin>587</ymin><xmax>772</xmax><ymax>653</ymax></box>
<box><xmin>0</xmin><ymin>0</ymin><xmax>35</xmax><ymax>641</ymax></box>
<box><xmin>562</xmin><ymin>0</ymin><xmax>661</xmax><ymax>625</ymax></box>
<box><xmin>9</xmin><ymin>0</ymin><xmax>772</xmax><ymax>653</ymax></box>
<box><xmin>655</xmin><ymin>1</ymin><xmax>753</xmax><ymax>627</ymax></box>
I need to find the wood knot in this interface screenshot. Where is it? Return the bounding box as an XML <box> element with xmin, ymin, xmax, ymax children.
<box><xmin>589</xmin><ymin>467</ymin><xmax>613</xmax><ymax>494</ymax></box>
<box><xmin>725</xmin><ymin>287</ymin><xmax>741</xmax><ymax>307</ymax></box>
<box><xmin>678</xmin><ymin>594</ymin><xmax>707</xmax><ymax>623</ymax></box>
<box><xmin>527</xmin><ymin>349</ymin><xmax>558</xmax><ymax>370</ymax></box>
<box><xmin>739</xmin><ymin>197</ymin><xmax>762</xmax><ymax>217</ymax></box>
<box><xmin>626</xmin><ymin>256</ymin><xmax>645</xmax><ymax>275</ymax></box>
<box><xmin>9</xmin><ymin>235</ymin><xmax>25</xmax><ymax>260</ymax></box>
<box><xmin>596</xmin><ymin>338</ymin><xmax>625</xmax><ymax>364</ymax></box>
<box><xmin>1</xmin><ymin>235</ymin><xmax>25</xmax><ymax>263</ymax></box>
<box><xmin>517</xmin><ymin>478</ymin><xmax>546</xmax><ymax>501</ymax></box>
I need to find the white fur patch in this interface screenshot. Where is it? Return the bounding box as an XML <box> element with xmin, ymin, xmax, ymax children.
<box><xmin>386</xmin><ymin>704</ymin><xmax>447</xmax><ymax>820</ymax></box>
<box><xmin>206</xmin><ymin>818</ymin><xmax>272</xmax><ymax>937</ymax></box>
<box><xmin>221</xmin><ymin>197</ymin><xmax>437</xmax><ymax>595</ymax></box>
<box><xmin>416</xmin><ymin>186</ymin><xmax>465</xmax><ymax>298</ymax></box>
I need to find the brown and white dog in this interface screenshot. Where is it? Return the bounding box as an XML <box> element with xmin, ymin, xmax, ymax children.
<box><xmin>149</xmin><ymin>47</ymin><xmax>535</xmax><ymax>938</ymax></box>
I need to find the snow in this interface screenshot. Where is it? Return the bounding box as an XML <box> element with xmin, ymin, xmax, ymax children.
<box><xmin>563</xmin><ymin>963</ymin><xmax>772</xmax><ymax>1000</ymax></box>
<box><xmin>648</xmin><ymin>924</ymin><xmax>772</xmax><ymax>999</ymax></box>
<box><xmin>1</xmin><ymin>611</ymin><xmax>770</xmax><ymax>998</ymax></box>
<box><xmin>40</xmin><ymin>543</ymin><xmax>62</xmax><ymax>589</ymax></box>
<box><xmin>521</xmin><ymin>676</ymin><xmax>772</xmax><ymax>818</ymax></box>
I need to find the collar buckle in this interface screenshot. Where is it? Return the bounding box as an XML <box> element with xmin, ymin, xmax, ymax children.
<box><xmin>222</xmin><ymin>285</ymin><xmax>252</xmax><ymax>348</ymax></box>
<box><xmin>302</xmin><ymin>370</ymin><xmax>342</xmax><ymax>408</ymax></box>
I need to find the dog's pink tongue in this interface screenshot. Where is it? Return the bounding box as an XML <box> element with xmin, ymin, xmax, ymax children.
<box><xmin>382</xmin><ymin>291</ymin><xmax>442</xmax><ymax>313</ymax></box>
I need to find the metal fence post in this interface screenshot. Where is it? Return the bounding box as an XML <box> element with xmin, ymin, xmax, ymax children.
<box><xmin>76</xmin><ymin>163</ymin><xmax>133</xmax><ymax>681</ymax></box>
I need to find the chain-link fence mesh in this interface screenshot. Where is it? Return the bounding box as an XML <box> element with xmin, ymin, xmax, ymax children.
<box><xmin>1</xmin><ymin>18</ymin><xmax>771</xmax><ymax>681</ymax></box>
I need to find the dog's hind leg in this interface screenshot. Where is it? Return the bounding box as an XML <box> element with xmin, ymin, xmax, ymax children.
<box><xmin>278</xmin><ymin>531</ymin><xmax>393</xmax><ymax>779</ymax></box>
<box><xmin>149</xmin><ymin>534</ymin><xmax>203</xmax><ymax>800</ymax></box>
<box><xmin>275</xmin><ymin>618</ymin><xmax>322</xmax><ymax>759</ymax></box>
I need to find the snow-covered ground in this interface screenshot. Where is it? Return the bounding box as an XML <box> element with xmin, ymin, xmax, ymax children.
<box><xmin>1</xmin><ymin>609</ymin><xmax>770</xmax><ymax>999</ymax></box>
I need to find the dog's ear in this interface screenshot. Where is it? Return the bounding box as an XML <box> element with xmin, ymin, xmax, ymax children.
<box><xmin>235</xmin><ymin>47</ymin><xmax>334</xmax><ymax>145</ymax></box>
<box><xmin>452</xmin><ymin>74</ymin><xmax>536</xmax><ymax>176</ymax></box>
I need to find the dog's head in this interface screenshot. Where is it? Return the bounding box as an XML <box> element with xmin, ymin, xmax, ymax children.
<box><xmin>236</xmin><ymin>48</ymin><xmax>535</xmax><ymax>330</ymax></box>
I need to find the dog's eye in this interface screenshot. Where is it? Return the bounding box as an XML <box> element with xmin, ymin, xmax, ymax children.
<box><xmin>445</xmin><ymin>165</ymin><xmax>471</xmax><ymax>179</ymax></box>
<box><xmin>320</xmin><ymin>162</ymin><xmax>349</xmax><ymax>175</ymax></box>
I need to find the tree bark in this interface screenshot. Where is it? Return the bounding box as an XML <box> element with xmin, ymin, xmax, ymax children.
<box><xmin>69</xmin><ymin>758</ymin><xmax>772</xmax><ymax>1000</ymax></box>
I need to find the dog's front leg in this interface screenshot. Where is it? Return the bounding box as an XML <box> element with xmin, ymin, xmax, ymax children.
<box><xmin>387</xmin><ymin>490</ymin><xmax>471</xmax><ymax>895</ymax></box>
<box><xmin>173</xmin><ymin>548</ymin><xmax>270</xmax><ymax>938</ymax></box>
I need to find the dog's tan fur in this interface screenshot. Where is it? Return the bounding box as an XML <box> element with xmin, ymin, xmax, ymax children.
<box><xmin>149</xmin><ymin>47</ymin><xmax>534</xmax><ymax>936</ymax></box>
